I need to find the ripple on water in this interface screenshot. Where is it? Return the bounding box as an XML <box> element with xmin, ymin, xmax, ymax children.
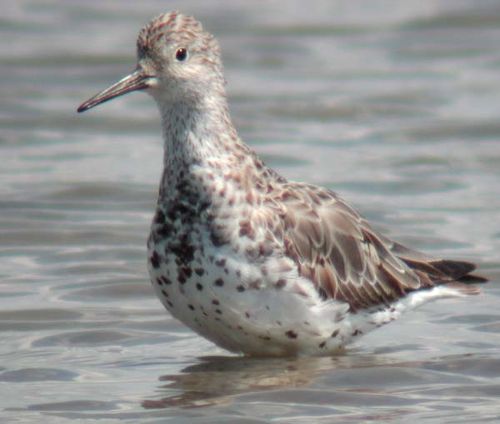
<box><xmin>59</xmin><ymin>280</ymin><xmax>152</xmax><ymax>303</ymax></box>
<box><xmin>0</xmin><ymin>1</ymin><xmax>499</xmax><ymax>423</ymax></box>
<box><xmin>25</xmin><ymin>400</ymin><xmax>119</xmax><ymax>412</ymax></box>
<box><xmin>31</xmin><ymin>330</ymin><xmax>133</xmax><ymax>348</ymax></box>
<box><xmin>0</xmin><ymin>368</ymin><xmax>78</xmax><ymax>382</ymax></box>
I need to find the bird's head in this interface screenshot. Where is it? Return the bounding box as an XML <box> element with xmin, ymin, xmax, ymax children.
<box><xmin>78</xmin><ymin>11</ymin><xmax>224</xmax><ymax>113</ymax></box>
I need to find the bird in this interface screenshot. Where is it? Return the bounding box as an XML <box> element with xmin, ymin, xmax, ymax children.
<box><xmin>77</xmin><ymin>11</ymin><xmax>486</xmax><ymax>357</ymax></box>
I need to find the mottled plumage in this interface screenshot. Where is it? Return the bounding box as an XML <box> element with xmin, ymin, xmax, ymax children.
<box><xmin>78</xmin><ymin>11</ymin><xmax>486</xmax><ymax>356</ymax></box>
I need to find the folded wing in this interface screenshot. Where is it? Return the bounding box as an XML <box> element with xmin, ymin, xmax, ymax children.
<box><xmin>273</xmin><ymin>183</ymin><xmax>483</xmax><ymax>311</ymax></box>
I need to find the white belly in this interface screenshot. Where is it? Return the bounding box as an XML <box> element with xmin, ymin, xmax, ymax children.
<box><xmin>147</xmin><ymin>230</ymin><xmax>365</xmax><ymax>356</ymax></box>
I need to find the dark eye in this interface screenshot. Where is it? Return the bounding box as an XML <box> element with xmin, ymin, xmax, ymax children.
<box><xmin>175</xmin><ymin>48</ymin><xmax>188</xmax><ymax>61</ymax></box>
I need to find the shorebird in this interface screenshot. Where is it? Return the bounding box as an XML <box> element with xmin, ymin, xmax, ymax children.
<box><xmin>78</xmin><ymin>11</ymin><xmax>486</xmax><ymax>356</ymax></box>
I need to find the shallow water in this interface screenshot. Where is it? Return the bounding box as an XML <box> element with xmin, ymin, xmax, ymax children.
<box><xmin>1</xmin><ymin>0</ymin><xmax>500</xmax><ymax>422</ymax></box>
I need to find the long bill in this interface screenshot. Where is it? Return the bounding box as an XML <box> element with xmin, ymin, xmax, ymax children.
<box><xmin>77</xmin><ymin>70</ymin><xmax>153</xmax><ymax>113</ymax></box>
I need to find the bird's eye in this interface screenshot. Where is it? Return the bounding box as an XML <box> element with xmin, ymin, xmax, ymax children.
<box><xmin>175</xmin><ymin>48</ymin><xmax>188</xmax><ymax>61</ymax></box>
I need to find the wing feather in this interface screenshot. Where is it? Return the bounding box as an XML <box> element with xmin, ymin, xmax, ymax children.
<box><xmin>271</xmin><ymin>182</ymin><xmax>482</xmax><ymax>311</ymax></box>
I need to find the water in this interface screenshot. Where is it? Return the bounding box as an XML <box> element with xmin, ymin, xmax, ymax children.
<box><xmin>1</xmin><ymin>0</ymin><xmax>500</xmax><ymax>422</ymax></box>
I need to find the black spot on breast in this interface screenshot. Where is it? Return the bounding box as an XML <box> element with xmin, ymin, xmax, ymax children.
<box><xmin>166</xmin><ymin>208</ymin><xmax>176</xmax><ymax>221</ymax></box>
<box><xmin>214</xmin><ymin>278</ymin><xmax>224</xmax><ymax>287</ymax></box>
<box><xmin>195</xmin><ymin>268</ymin><xmax>205</xmax><ymax>276</ymax></box>
<box><xmin>319</xmin><ymin>341</ymin><xmax>326</xmax><ymax>348</ymax></box>
<box><xmin>177</xmin><ymin>269</ymin><xmax>188</xmax><ymax>284</ymax></box>
<box><xmin>157</xmin><ymin>222</ymin><xmax>174</xmax><ymax>238</ymax></box>
<box><xmin>212</xmin><ymin>299</ymin><xmax>220</xmax><ymax>305</ymax></box>
<box><xmin>188</xmin><ymin>304</ymin><xmax>195</xmax><ymax>311</ymax></box>
<box><xmin>215</xmin><ymin>309</ymin><xmax>222</xmax><ymax>315</ymax></box>
<box><xmin>159</xmin><ymin>276</ymin><xmax>172</xmax><ymax>285</ymax></box>
<box><xmin>258</xmin><ymin>242</ymin><xmax>273</xmax><ymax>257</ymax></box>
<box><xmin>236</xmin><ymin>285</ymin><xmax>245</xmax><ymax>292</ymax></box>
<box><xmin>196</xmin><ymin>283</ymin><xmax>203</xmax><ymax>291</ymax></box>
<box><xmin>210</xmin><ymin>230</ymin><xmax>228</xmax><ymax>247</ymax></box>
<box><xmin>331</xmin><ymin>329</ymin><xmax>340</xmax><ymax>338</ymax></box>
<box><xmin>176</xmin><ymin>203</ymin><xmax>190</xmax><ymax>216</ymax></box>
<box><xmin>285</xmin><ymin>330</ymin><xmax>298</xmax><ymax>339</ymax></box>
<box><xmin>275</xmin><ymin>279</ymin><xmax>287</xmax><ymax>289</ymax></box>
<box><xmin>178</xmin><ymin>266</ymin><xmax>192</xmax><ymax>280</ymax></box>
<box><xmin>161</xmin><ymin>289</ymin><xmax>169</xmax><ymax>298</ymax></box>
<box><xmin>154</xmin><ymin>209</ymin><xmax>165</xmax><ymax>224</ymax></box>
<box><xmin>169</xmin><ymin>236</ymin><xmax>195</xmax><ymax>265</ymax></box>
<box><xmin>239</xmin><ymin>220</ymin><xmax>255</xmax><ymax>239</ymax></box>
<box><xmin>215</xmin><ymin>258</ymin><xmax>226</xmax><ymax>267</ymax></box>
<box><xmin>150</xmin><ymin>251</ymin><xmax>161</xmax><ymax>269</ymax></box>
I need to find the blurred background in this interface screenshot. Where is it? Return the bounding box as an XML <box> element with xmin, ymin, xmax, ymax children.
<box><xmin>1</xmin><ymin>0</ymin><xmax>499</xmax><ymax>422</ymax></box>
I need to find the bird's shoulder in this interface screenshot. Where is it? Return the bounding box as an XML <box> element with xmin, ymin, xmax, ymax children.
<box><xmin>263</xmin><ymin>181</ymin><xmax>429</xmax><ymax>310</ymax></box>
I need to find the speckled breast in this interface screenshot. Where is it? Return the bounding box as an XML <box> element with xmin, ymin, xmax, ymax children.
<box><xmin>144</xmin><ymin>169</ymin><xmax>274</xmax><ymax>352</ymax></box>
<box><xmin>143</xmin><ymin>167</ymin><xmax>350</xmax><ymax>356</ymax></box>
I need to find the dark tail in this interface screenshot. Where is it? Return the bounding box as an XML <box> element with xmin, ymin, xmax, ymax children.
<box><xmin>400</xmin><ymin>258</ymin><xmax>488</xmax><ymax>295</ymax></box>
<box><xmin>427</xmin><ymin>259</ymin><xmax>488</xmax><ymax>283</ymax></box>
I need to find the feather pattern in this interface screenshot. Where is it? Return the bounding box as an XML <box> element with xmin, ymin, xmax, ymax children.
<box><xmin>265</xmin><ymin>182</ymin><xmax>482</xmax><ymax>311</ymax></box>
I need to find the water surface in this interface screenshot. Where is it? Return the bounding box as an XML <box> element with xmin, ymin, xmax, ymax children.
<box><xmin>1</xmin><ymin>0</ymin><xmax>499</xmax><ymax>422</ymax></box>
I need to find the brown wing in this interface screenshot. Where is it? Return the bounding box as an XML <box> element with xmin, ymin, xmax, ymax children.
<box><xmin>272</xmin><ymin>182</ymin><xmax>482</xmax><ymax>311</ymax></box>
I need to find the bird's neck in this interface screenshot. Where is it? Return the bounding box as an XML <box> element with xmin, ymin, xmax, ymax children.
<box><xmin>160</xmin><ymin>94</ymin><xmax>238</xmax><ymax>164</ymax></box>
<box><xmin>156</xmin><ymin>93</ymin><xmax>257</xmax><ymax>197</ymax></box>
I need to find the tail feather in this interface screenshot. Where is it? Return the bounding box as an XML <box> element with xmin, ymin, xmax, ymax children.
<box><xmin>430</xmin><ymin>259</ymin><xmax>475</xmax><ymax>280</ymax></box>
<box><xmin>398</xmin><ymin>256</ymin><xmax>487</xmax><ymax>294</ymax></box>
<box><xmin>457</xmin><ymin>273</ymin><xmax>488</xmax><ymax>284</ymax></box>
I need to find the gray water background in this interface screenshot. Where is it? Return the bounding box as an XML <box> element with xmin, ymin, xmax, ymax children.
<box><xmin>1</xmin><ymin>0</ymin><xmax>500</xmax><ymax>422</ymax></box>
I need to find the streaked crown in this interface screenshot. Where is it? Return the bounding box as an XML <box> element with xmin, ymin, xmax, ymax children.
<box><xmin>137</xmin><ymin>11</ymin><xmax>221</xmax><ymax>70</ymax></box>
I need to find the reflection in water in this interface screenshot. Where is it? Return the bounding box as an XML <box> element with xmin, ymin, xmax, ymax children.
<box><xmin>143</xmin><ymin>352</ymin><xmax>404</xmax><ymax>409</ymax></box>
<box><xmin>143</xmin><ymin>351</ymin><xmax>500</xmax><ymax>415</ymax></box>
<box><xmin>143</xmin><ymin>355</ymin><xmax>334</xmax><ymax>409</ymax></box>
<box><xmin>142</xmin><ymin>355</ymin><xmax>325</xmax><ymax>408</ymax></box>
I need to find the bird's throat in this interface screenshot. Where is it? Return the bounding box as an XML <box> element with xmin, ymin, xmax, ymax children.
<box><xmin>157</xmin><ymin>95</ymin><xmax>249</xmax><ymax>203</ymax></box>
